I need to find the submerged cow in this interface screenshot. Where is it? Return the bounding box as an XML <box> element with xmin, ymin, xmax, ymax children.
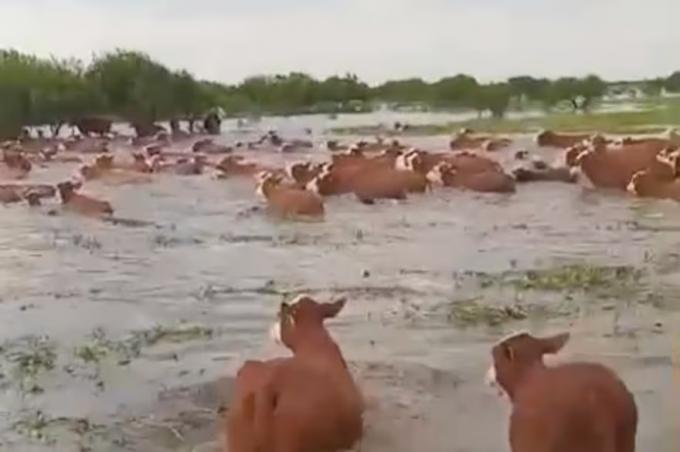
<box><xmin>257</xmin><ymin>171</ymin><xmax>325</xmax><ymax>219</ymax></box>
<box><xmin>57</xmin><ymin>181</ymin><xmax>114</xmax><ymax>217</ymax></box>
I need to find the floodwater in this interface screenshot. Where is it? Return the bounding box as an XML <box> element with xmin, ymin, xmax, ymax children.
<box><xmin>0</xmin><ymin>125</ymin><xmax>679</xmax><ymax>451</ymax></box>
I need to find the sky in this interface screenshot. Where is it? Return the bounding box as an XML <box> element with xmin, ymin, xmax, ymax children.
<box><xmin>0</xmin><ymin>0</ymin><xmax>678</xmax><ymax>85</ymax></box>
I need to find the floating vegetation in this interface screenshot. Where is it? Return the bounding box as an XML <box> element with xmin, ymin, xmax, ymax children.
<box><xmin>461</xmin><ymin>264</ymin><xmax>645</xmax><ymax>296</ymax></box>
<box><xmin>132</xmin><ymin>325</ymin><xmax>214</xmax><ymax>347</ymax></box>
<box><xmin>12</xmin><ymin>410</ymin><xmax>106</xmax><ymax>446</ymax></box>
<box><xmin>218</xmin><ymin>233</ymin><xmax>274</xmax><ymax>244</ymax></box>
<box><xmin>444</xmin><ymin>298</ymin><xmax>571</xmax><ymax>327</ymax></box>
<box><xmin>74</xmin><ymin>328</ymin><xmax>121</xmax><ymax>365</ymax></box>
<box><xmin>151</xmin><ymin>234</ymin><xmax>204</xmax><ymax>248</ymax></box>
<box><xmin>12</xmin><ymin>410</ymin><xmax>53</xmax><ymax>443</ymax></box>
<box><xmin>4</xmin><ymin>336</ymin><xmax>57</xmax><ymax>393</ymax></box>
<box><xmin>71</xmin><ymin>234</ymin><xmax>102</xmax><ymax>252</ymax></box>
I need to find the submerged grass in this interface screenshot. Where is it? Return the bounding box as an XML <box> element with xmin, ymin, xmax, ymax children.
<box><xmin>463</xmin><ymin>264</ymin><xmax>645</xmax><ymax>295</ymax></box>
<box><xmin>330</xmin><ymin>98</ymin><xmax>680</xmax><ymax>136</ymax></box>
<box><xmin>75</xmin><ymin>325</ymin><xmax>216</xmax><ymax>365</ymax></box>
<box><xmin>11</xmin><ymin>410</ymin><xmax>106</xmax><ymax>446</ymax></box>
<box><xmin>444</xmin><ymin>298</ymin><xmax>570</xmax><ymax>327</ymax></box>
<box><xmin>4</xmin><ymin>336</ymin><xmax>57</xmax><ymax>394</ymax></box>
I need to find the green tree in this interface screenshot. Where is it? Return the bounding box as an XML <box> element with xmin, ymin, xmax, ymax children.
<box><xmin>665</xmin><ymin>71</ymin><xmax>680</xmax><ymax>92</ymax></box>
<box><xmin>431</xmin><ymin>74</ymin><xmax>478</xmax><ymax>108</ymax></box>
<box><xmin>374</xmin><ymin>78</ymin><xmax>431</xmax><ymax>104</ymax></box>
<box><xmin>543</xmin><ymin>76</ymin><xmax>606</xmax><ymax>112</ymax></box>
<box><xmin>86</xmin><ymin>50</ymin><xmax>174</xmax><ymax>124</ymax></box>
<box><xmin>470</xmin><ymin>83</ymin><xmax>512</xmax><ymax>118</ymax></box>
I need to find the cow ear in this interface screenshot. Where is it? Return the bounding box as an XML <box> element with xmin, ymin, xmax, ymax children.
<box><xmin>279</xmin><ymin>302</ymin><xmax>290</xmax><ymax>317</ymax></box>
<box><xmin>321</xmin><ymin>298</ymin><xmax>346</xmax><ymax>319</ymax></box>
<box><xmin>540</xmin><ymin>332</ymin><xmax>570</xmax><ymax>355</ymax></box>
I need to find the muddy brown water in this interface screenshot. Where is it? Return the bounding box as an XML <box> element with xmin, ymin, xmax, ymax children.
<box><xmin>0</xmin><ymin>131</ymin><xmax>679</xmax><ymax>451</ymax></box>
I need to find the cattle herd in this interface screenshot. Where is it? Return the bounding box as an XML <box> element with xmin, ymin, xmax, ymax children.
<box><xmin>2</xmin><ymin>122</ymin><xmax>678</xmax><ymax>451</ymax></box>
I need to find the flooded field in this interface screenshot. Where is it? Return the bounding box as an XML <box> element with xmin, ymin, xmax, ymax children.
<box><xmin>1</xmin><ymin>128</ymin><xmax>679</xmax><ymax>451</ymax></box>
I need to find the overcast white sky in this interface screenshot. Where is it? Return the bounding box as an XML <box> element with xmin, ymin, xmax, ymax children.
<box><xmin>0</xmin><ymin>0</ymin><xmax>678</xmax><ymax>85</ymax></box>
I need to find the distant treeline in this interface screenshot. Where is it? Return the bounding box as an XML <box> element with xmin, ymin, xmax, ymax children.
<box><xmin>1</xmin><ymin>48</ymin><xmax>679</xmax><ymax>139</ymax></box>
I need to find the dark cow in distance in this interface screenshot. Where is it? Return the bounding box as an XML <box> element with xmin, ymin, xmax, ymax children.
<box><xmin>71</xmin><ymin>117</ymin><xmax>112</xmax><ymax>136</ymax></box>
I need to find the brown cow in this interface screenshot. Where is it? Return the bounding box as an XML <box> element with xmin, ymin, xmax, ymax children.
<box><xmin>57</xmin><ymin>181</ymin><xmax>114</xmax><ymax>217</ymax></box>
<box><xmin>286</xmin><ymin>162</ymin><xmax>324</xmax><ymax>186</ymax></box>
<box><xmin>193</xmin><ymin>138</ymin><xmax>233</xmax><ymax>154</ymax></box>
<box><xmin>575</xmin><ymin>142</ymin><xmax>669</xmax><ymax>190</ymax></box>
<box><xmin>536</xmin><ymin>130</ymin><xmax>593</xmax><ymax>148</ymax></box>
<box><xmin>226</xmin><ymin>295</ymin><xmax>363</xmax><ymax>452</ymax></box>
<box><xmin>173</xmin><ymin>156</ymin><xmax>208</xmax><ymax>176</ymax></box>
<box><xmin>449</xmin><ymin>129</ymin><xmax>512</xmax><ymax>151</ymax></box>
<box><xmin>627</xmin><ymin>170</ymin><xmax>680</xmax><ymax>200</ymax></box>
<box><xmin>257</xmin><ymin>172</ymin><xmax>325</xmax><ymax>219</ymax></box>
<box><xmin>398</xmin><ymin>149</ymin><xmax>503</xmax><ymax>176</ymax></box>
<box><xmin>616</xmin><ymin>129</ymin><xmax>680</xmax><ymax>150</ymax></box>
<box><xmin>131</xmin><ymin>122</ymin><xmax>166</xmax><ymax>138</ymax></box>
<box><xmin>0</xmin><ymin>183</ymin><xmax>55</xmax><ymax>200</ymax></box>
<box><xmin>0</xmin><ymin>187</ymin><xmax>22</xmax><ymax>204</ymax></box>
<box><xmin>307</xmin><ymin>164</ymin><xmax>426</xmax><ymax>203</ymax></box>
<box><xmin>215</xmin><ymin>156</ymin><xmax>284</xmax><ymax>180</ymax></box>
<box><xmin>0</xmin><ymin>150</ymin><xmax>32</xmax><ymax>179</ymax></box>
<box><xmin>627</xmin><ymin>155</ymin><xmax>680</xmax><ymax>200</ymax></box>
<box><xmin>486</xmin><ymin>331</ymin><xmax>637</xmax><ymax>452</ymax></box>
<box><xmin>71</xmin><ymin>117</ymin><xmax>112</xmax><ymax>136</ymax></box>
<box><xmin>427</xmin><ymin>162</ymin><xmax>516</xmax><ymax>193</ymax></box>
<box><xmin>110</xmin><ymin>152</ymin><xmax>153</xmax><ymax>173</ymax></box>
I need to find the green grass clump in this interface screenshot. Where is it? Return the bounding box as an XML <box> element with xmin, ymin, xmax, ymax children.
<box><xmin>469</xmin><ymin>264</ymin><xmax>644</xmax><ymax>295</ymax></box>
<box><xmin>506</xmin><ymin>265</ymin><xmax>644</xmax><ymax>292</ymax></box>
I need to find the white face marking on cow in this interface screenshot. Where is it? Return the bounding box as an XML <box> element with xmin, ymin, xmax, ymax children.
<box><xmin>256</xmin><ymin>182</ymin><xmax>267</xmax><ymax>199</ymax></box>
<box><xmin>485</xmin><ymin>363</ymin><xmax>509</xmax><ymax>399</ymax></box>
<box><xmin>285</xmin><ymin>163</ymin><xmax>299</xmax><ymax>180</ymax></box>
<box><xmin>395</xmin><ymin>154</ymin><xmax>409</xmax><ymax>171</ymax></box>
<box><xmin>484</xmin><ymin>364</ymin><xmax>497</xmax><ymax>387</ymax></box>
<box><xmin>256</xmin><ymin>173</ymin><xmax>272</xmax><ymax>199</ymax></box>
<box><xmin>306</xmin><ymin>177</ymin><xmax>321</xmax><ymax>194</ymax></box>
<box><xmin>269</xmin><ymin>321</ymin><xmax>282</xmax><ymax>345</ymax></box>
<box><xmin>426</xmin><ymin>165</ymin><xmax>444</xmax><ymax>185</ymax></box>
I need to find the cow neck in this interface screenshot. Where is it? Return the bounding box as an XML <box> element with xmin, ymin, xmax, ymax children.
<box><xmin>510</xmin><ymin>361</ymin><xmax>548</xmax><ymax>402</ymax></box>
<box><xmin>290</xmin><ymin>326</ymin><xmax>347</xmax><ymax>370</ymax></box>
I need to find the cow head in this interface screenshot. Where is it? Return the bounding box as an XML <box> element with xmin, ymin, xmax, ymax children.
<box><xmin>25</xmin><ymin>191</ymin><xmax>42</xmax><ymax>207</ymax></box>
<box><xmin>514</xmin><ymin>150</ymin><xmax>529</xmax><ymax>160</ymax></box>
<box><xmin>269</xmin><ymin>295</ymin><xmax>347</xmax><ymax>352</ymax></box>
<box><xmin>565</xmin><ymin>144</ymin><xmax>588</xmax><ymax>167</ymax></box>
<box><xmin>256</xmin><ymin>171</ymin><xmax>283</xmax><ymax>199</ymax></box>
<box><xmin>535</xmin><ymin>130</ymin><xmax>555</xmax><ymax>147</ymax></box>
<box><xmin>56</xmin><ymin>180</ymin><xmax>79</xmax><ymax>202</ymax></box>
<box><xmin>306</xmin><ymin>164</ymin><xmax>335</xmax><ymax>196</ymax></box>
<box><xmin>94</xmin><ymin>154</ymin><xmax>114</xmax><ymax>170</ymax></box>
<box><xmin>286</xmin><ymin>161</ymin><xmax>318</xmax><ymax>184</ymax></box>
<box><xmin>588</xmin><ymin>134</ymin><xmax>608</xmax><ymax>153</ymax></box>
<box><xmin>486</xmin><ymin>331</ymin><xmax>570</xmax><ymax>401</ymax></box>
<box><xmin>395</xmin><ymin>149</ymin><xmax>424</xmax><ymax>173</ymax></box>
<box><xmin>427</xmin><ymin>162</ymin><xmax>457</xmax><ymax>186</ymax></box>
<box><xmin>658</xmin><ymin>147</ymin><xmax>680</xmax><ymax>177</ymax></box>
<box><xmin>627</xmin><ymin>169</ymin><xmax>670</xmax><ymax>196</ymax></box>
